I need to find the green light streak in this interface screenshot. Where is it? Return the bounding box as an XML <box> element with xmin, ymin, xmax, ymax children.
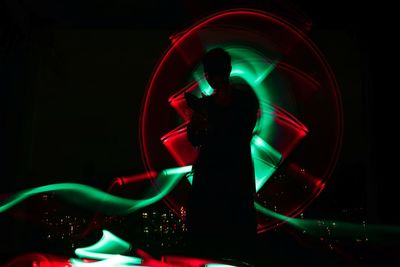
<box><xmin>182</xmin><ymin>135</ymin><xmax>281</xmax><ymax>191</ymax></box>
<box><xmin>254</xmin><ymin>63</ymin><xmax>276</xmax><ymax>85</ymax></box>
<box><xmin>204</xmin><ymin>46</ymin><xmax>277</xmax><ymax>137</ymax></box>
<box><xmin>0</xmin><ymin>166</ymin><xmax>189</xmax><ymax>215</ymax></box>
<box><xmin>70</xmin><ymin>229</ymin><xmax>243</xmax><ymax>267</ymax></box>
<box><xmin>75</xmin><ymin>230</ymin><xmax>132</xmax><ymax>260</ymax></box>
<box><xmin>182</xmin><ymin>136</ymin><xmax>281</xmax><ymax>191</ymax></box>
<box><xmin>70</xmin><ymin>230</ymin><xmax>144</xmax><ymax>267</ymax></box>
<box><xmin>255</xmin><ymin>202</ymin><xmax>400</xmax><ymax>242</ymax></box>
<box><xmin>251</xmin><ymin>135</ymin><xmax>282</xmax><ymax>192</ymax></box>
<box><xmin>163</xmin><ymin>165</ymin><xmax>192</xmax><ymax>175</ymax></box>
<box><xmin>186</xmin><ymin>172</ymin><xmax>194</xmax><ymax>185</ymax></box>
<box><xmin>254</xmin><ymin>201</ymin><xmax>300</xmax><ymax>226</ymax></box>
<box><xmin>191</xmin><ymin>45</ymin><xmax>283</xmax><ymax>192</ymax></box>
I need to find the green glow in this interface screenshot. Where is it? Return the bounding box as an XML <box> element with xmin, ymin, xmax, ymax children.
<box><xmin>70</xmin><ymin>230</ymin><xmax>242</xmax><ymax>267</ymax></box>
<box><xmin>254</xmin><ymin>64</ymin><xmax>276</xmax><ymax>85</ymax></box>
<box><xmin>186</xmin><ymin>172</ymin><xmax>194</xmax><ymax>185</ymax></box>
<box><xmin>182</xmin><ymin>136</ymin><xmax>281</xmax><ymax>191</ymax></box>
<box><xmin>0</xmin><ymin>166</ymin><xmax>189</xmax><ymax>215</ymax></box>
<box><xmin>75</xmin><ymin>230</ymin><xmax>133</xmax><ymax>260</ymax></box>
<box><xmin>251</xmin><ymin>135</ymin><xmax>282</xmax><ymax>192</ymax></box>
<box><xmin>193</xmin><ymin>45</ymin><xmax>277</xmax><ymax>138</ymax></box>
<box><xmin>254</xmin><ymin>201</ymin><xmax>300</xmax><ymax>226</ymax></box>
<box><xmin>71</xmin><ymin>230</ymin><xmax>143</xmax><ymax>267</ymax></box>
<box><xmin>255</xmin><ymin>202</ymin><xmax>400</xmax><ymax>242</ymax></box>
<box><xmin>191</xmin><ymin>45</ymin><xmax>283</xmax><ymax>192</ymax></box>
<box><xmin>163</xmin><ymin>165</ymin><xmax>192</xmax><ymax>176</ymax></box>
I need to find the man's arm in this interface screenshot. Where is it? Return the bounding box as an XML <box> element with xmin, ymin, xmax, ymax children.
<box><xmin>187</xmin><ymin>112</ymin><xmax>208</xmax><ymax>147</ymax></box>
<box><xmin>185</xmin><ymin>93</ymin><xmax>208</xmax><ymax>146</ymax></box>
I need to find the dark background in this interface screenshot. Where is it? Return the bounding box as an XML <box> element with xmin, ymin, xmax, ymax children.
<box><xmin>1</xmin><ymin>0</ymin><xmax>395</xmax><ymax>266</ymax></box>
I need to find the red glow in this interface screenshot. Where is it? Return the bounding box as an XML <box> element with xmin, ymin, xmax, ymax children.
<box><xmin>267</xmin><ymin>102</ymin><xmax>308</xmax><ymax>159</ymax></box>
<box><xmin>162</xmin><ymin>255</ymin><xmax>229</xmax><ymax>267</ymax></box>
<box><xmin>140</xmin><ymin>8</ymin><xmax>342</xmax><ymax>232</ymax></box>
<box><xmin>168</xmin><ymin>81</ymin><xmax>199</xmax><ymax>122</ymax></box>
<box><xmin>2</xmin><ymin>253</ymin><xmax>71</xmax><ymax>267</ymax></box>
<box><xmin>118</xmin><ymin>171</ymin><xmax>158</xmax><ymax>185</ymax></box>
<box><xmin>288</xmin><ymin>162</ymin><xmax>324</xmax><ymax>190</ymax></box>
<box><xmin>161</xmin><ymin>123</ymin><xmax>198</xmax><ymax>166</ymax></box>
<box><xmin>140</xmin><ymin>8</ymin><xmax>310</xmax><ymax>175</ymax></box>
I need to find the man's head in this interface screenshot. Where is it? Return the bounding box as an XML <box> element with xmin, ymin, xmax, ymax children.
<box><xmin>203</xmin><ymin>48</ymin><xmax>232</xmax><ymax>90</ymax></box>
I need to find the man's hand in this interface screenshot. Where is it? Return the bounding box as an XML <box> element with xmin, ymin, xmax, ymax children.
<box><xmin>185</xmin><ymin>92</ymin><xmax>205</xmax><ymax>114</ymax></box>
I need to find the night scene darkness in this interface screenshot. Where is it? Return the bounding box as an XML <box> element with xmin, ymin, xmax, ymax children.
<box><xmin>0</xmin><ymin>0</ymin><xmax>396</xmax><ymax>266</ymax></box>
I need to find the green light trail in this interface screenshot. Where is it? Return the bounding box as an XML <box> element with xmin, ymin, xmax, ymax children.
<box><xmin>74</xmin><ymin>230</ymin><xmax>133</xmax><ymax>260</ymax></box>
<box><xmin>255</xmin><ymin>202</ymin><xmax>400</xmax><ymax>242</ymax></box>
<box><xmin>70</xmin><ymin>230</ymin><xmax>143</xmax><ymax>266</ymax></box>
<box><xmin>251</xmin><ymin>135</ymin><xmax>282</xmax><ymax>191</ymax></box>
<box><xmin>0</xmin><ymin>166</ymin><xmax>189</xmax><ymax>215</ymax></box>
<box><xmin>70</xmin><ymin>230</ymin><xmax>243</xmax><ymax>266</ymax></box>
<box><xmin>191</xmin><ymin>45</ymin><xmax>284</xmax><ymax>191</ymax></box>
<box><xmin>193</xmin><ymin>45</ymin><xmax>277</xmax><ymax>138</ymax></box>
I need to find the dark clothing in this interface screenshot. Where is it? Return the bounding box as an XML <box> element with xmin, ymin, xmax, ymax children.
<box><xmin>186</xmin><ymin>85</ymin><xmax>259</xmax><ymax>262</ymax></box>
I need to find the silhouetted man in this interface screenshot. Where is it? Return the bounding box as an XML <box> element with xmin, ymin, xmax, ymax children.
<box><xmin>185</xmin><ymin>48</ymin><xmax>259</xmax><ymax>264</ymax></box>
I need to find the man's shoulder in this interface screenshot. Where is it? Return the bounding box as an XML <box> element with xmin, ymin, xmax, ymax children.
<box><xmin>232</xmin><ymin>83</ymin><xmax>252</xmax><ymax>92</ymax></box>
<box><xmin>231</xmin><ymin>84</ymin><xmax>259</xmax><ymax>112</ymax></box>
<box><xmin>232</xmin><ymin>84</ymin><xmax>257</xmax><ymax>100</ymax></box>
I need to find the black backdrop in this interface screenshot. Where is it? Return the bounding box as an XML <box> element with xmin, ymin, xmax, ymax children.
<box><xmin>1</xmin><ymin>0</ymin><xmax>394</xmax><ymax>266</ymax></box>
